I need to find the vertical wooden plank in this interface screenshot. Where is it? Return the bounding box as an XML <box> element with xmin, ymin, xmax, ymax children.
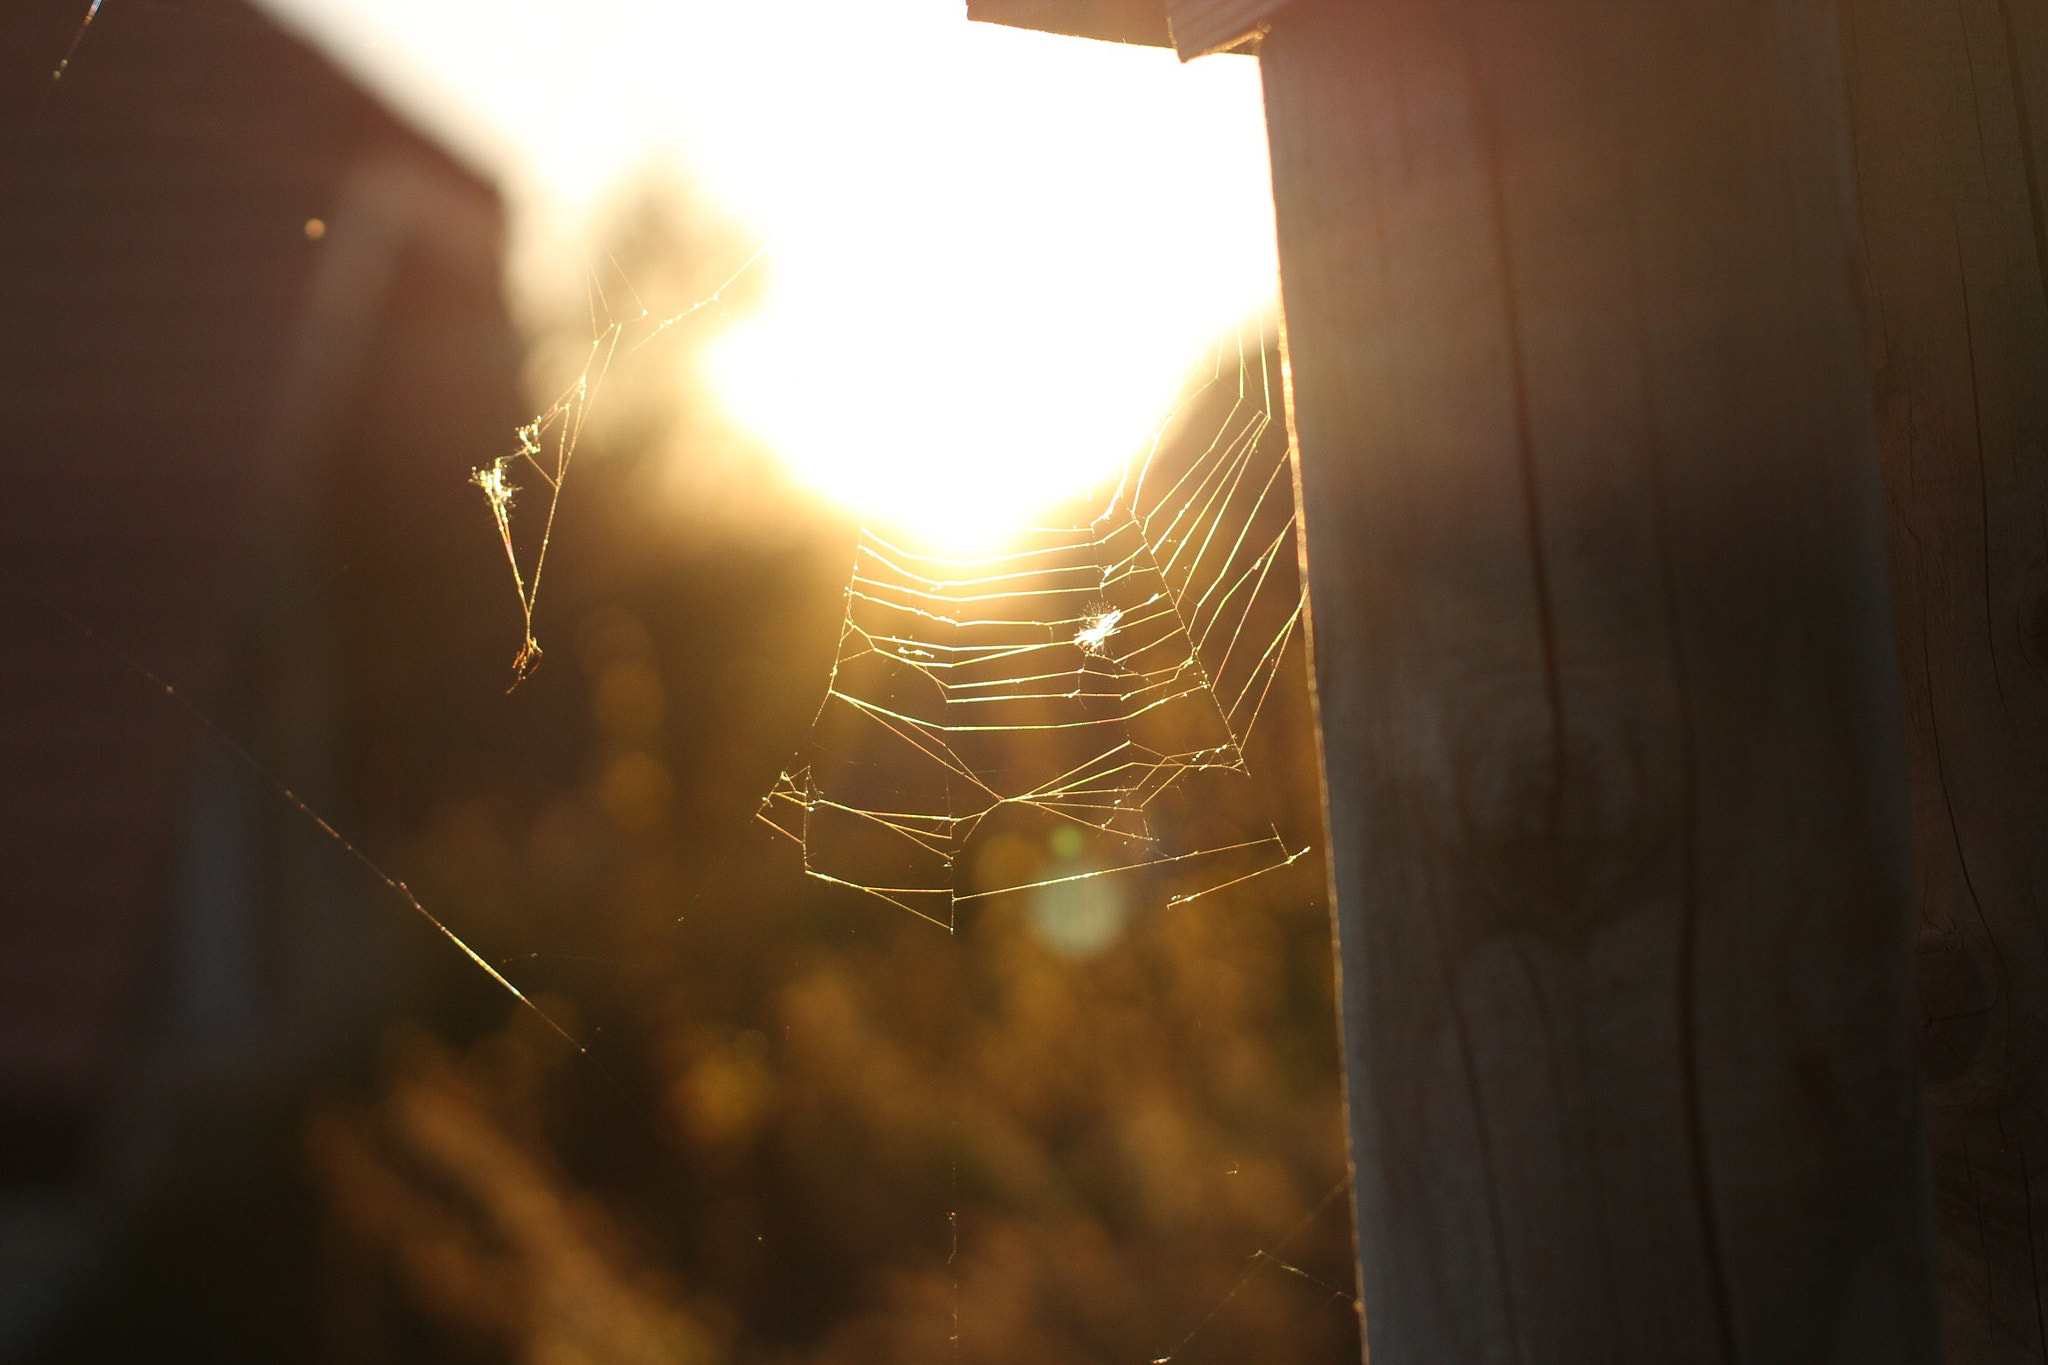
<box><xmin>1836</xmin><ymin>0</ymin><xmax>2048</xmax><ymax>1358</ymax></box>
<box><xmin>1259</xmin><ymin>2</ymin><xmax>1939</xmax><ymax>1359</ymax></box>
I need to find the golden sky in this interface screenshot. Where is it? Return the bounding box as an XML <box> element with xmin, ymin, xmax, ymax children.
<box><xmin>257</xmin><ymin>0</ymin><xmax>1279</xmax><ymax>540</ymax></box>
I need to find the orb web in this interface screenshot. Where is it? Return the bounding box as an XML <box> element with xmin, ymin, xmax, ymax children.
<box><xmin>760</xmin><ymin>324</ymin><xmax>1307</xmax><ymax>929</ymax></box>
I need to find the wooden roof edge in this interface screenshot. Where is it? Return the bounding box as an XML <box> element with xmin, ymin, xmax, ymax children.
<box><xmin>1164</xmin><ymin>0</ymin><xmax>1290</xmax><ymax>58</ymax></box>
<box><xmin>964</xmin><ymin>1</ymin><xmax>1172</xmax><ymax>49</ymax></box>
<box><xmin>963</xmin><ymin>0</ymin><xmax>1289</xmax><ymax>59</ymax></box>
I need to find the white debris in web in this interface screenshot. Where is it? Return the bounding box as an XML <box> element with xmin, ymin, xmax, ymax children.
<box><xmin>761</xmin><ymin>325</ymin><xmax>1308</xmax><ymax>929</ymax></box>
<box><xmin>1073</xmin><ymin>606</ymin><xmax>1123</xmax><ymax>655</ymax></box>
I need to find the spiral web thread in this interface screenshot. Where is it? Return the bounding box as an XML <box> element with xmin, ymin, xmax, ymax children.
<box><xmin>760</xmin><ymin>322</ymin><xmax>1308</xmax><ymax>929</ymax></box>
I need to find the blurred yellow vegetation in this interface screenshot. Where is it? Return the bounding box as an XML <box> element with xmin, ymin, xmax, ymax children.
<box><xmin>312</xmin><ymin>875</ymin><xmax>1352</xmax><ymax>1365</ymax></box>
<box><xmin>308</xmin><ymin>1031</ymin><xmax>721</xmax><ymax>1365</ymax></box>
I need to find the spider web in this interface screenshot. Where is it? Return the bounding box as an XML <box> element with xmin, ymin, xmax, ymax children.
<box><xmin>759</xmin><ymin>323</ymin><xmax>1308</xmax><ymax>930</ymax></box>
<box><xmin>473</xmin><ymin>245</ymin><xmax>768</xmax><ymax>683</ymax></box>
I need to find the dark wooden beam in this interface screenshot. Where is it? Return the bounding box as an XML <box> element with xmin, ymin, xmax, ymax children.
<box><xmin>964</xmin><ymin>0</ymin><xmax>1171</xmax><ymax>48</ymax></box>
<box><xmin>964</xmin><ymin>0</ymin><xmax>1284</xmax><ymax>58</ymax></box>
<box><xmin>1166</xmin><ymin>0</ymin><xmax>1289</xmax><ymax>57</ymax></box>
<box><xmin>1835</xmin><ymin>0</ymin><xmax>2048</xmax><ymax>1358</ymax></box>
<box><xmin>1260</xmin><ymin>1</ymin><xmax>1939</xmax><ymax>1358</ymax></box>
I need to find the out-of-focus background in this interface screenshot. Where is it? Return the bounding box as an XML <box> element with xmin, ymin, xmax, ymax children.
<box><xmin>0</xmin><ymin>2</ymin><xmax>1356</xmax><ymax>1360</ymax></box>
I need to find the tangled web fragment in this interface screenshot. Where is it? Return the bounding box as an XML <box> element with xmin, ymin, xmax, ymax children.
<box><xmin>476</xmin><ymin>247</ymin><xmax>767</xmax><ymax>684</ymax></box>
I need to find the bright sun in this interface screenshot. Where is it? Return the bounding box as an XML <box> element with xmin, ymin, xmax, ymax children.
<box><xmin>259</xmin><ymin>0</ymin><xmax>1278</xmax><ymax>546</ymax></box>
<box><xmin>674</xmin><ymin>7</ymin><xmax>1280</xmax><ymax>545</ymax></box>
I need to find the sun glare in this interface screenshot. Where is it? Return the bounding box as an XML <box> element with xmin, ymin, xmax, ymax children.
<box><xmin>681</xmin><ymin>10</ymin><xmax>1277</xmax><ymax>545</ymax></box>
<box><xmin>258</xmin><ymin>0</ymin><xmax>1278</xmax><ymax>546</ymax></box>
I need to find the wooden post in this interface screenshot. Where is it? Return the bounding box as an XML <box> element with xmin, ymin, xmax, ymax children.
<box><xmin>1835</xmin><ymin>0</ymin><xmax>2048</xmax><ymax>1359</ymax></box>
<box><xmin>1259</xmin><ymin>2</ymin><xmax>1939</xmax><ymax>1359</ymax></box>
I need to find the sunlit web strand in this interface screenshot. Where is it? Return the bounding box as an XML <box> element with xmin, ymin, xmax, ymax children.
<box><xmin>474</xmin><ymin>243</ymin><xmax>768</xmax><ymax>686</ymax></box>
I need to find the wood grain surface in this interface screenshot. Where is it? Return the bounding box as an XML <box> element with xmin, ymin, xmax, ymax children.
<box><xmin>1838</xmin><ymin>0</ymin><xmax>2048</xmax><ymax>1358</ymax></box>
<box><xmin>1260</xmin><ymin>3</ymin><xmax>1939</xmax><ymax>1359</ymax></box>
